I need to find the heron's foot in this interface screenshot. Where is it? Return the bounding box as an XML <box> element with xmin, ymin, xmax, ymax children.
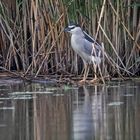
<box><xmin>78</xmin><ymin>79</ymin><xmax>87</xmax><ymax>84</ymax></box>
<box><xmin>89</xmin><ymin>78</ymin><xmax>99</xmax><ymax>84</ymax></box>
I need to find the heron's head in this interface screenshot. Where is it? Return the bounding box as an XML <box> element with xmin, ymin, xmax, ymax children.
<box><xmin>64</xmin><ymin>23</ymin><xmax>82</xmax><ymax>35</ymax></box>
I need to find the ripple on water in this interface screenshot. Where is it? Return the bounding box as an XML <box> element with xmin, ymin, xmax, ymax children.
<box><xmin>108</xmin><ymin>102</ymin><xmax>124</xmax><ymax>106</ymax></box>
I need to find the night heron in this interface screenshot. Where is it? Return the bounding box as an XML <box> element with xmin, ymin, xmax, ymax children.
<box><xmin>64</xmin><ymin>23</ymin><xmax>102</xmax><ymax>83</ymax></box>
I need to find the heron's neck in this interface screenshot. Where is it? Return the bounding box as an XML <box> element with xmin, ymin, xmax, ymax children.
<box><xmin>72</xmin><ymin>31</ymin><xmax>84</xmax><ymax>38</ymax></box>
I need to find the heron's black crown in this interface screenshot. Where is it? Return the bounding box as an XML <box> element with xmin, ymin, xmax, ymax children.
<box><xmin>64</xmin><ymin>23</ymin><xmax>80</xmax><ymax>32</ymax></box>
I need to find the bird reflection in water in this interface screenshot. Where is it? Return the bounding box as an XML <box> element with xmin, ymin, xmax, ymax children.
<box><xmin>72</xmin><ymin>85</ymin><xmax>105</xmax><ymax>140</ymax></box>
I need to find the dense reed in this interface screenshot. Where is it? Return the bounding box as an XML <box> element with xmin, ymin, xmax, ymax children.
<box><xmin>0</xmin><ymin>0</ymin><xmax>140</xmax><ymax>79</ymax></box>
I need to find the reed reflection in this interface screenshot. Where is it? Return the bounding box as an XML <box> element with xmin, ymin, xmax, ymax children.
<box><xmin>72</xmin><ymin>83</ymin><xmax>140</xmax><ymax>140</ymax></box>
<box><xmin>32</xmin><ymin>90</ymin><xmax>73</xmax><ymax>140</ymax></box>
<box><xmin>0</xmin><ymin>81</ymin><xmax>140</xmax><ymax>140</ymax></box>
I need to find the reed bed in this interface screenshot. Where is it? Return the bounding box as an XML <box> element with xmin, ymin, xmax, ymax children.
<box><xmin>0</xmin><ymin>0</ymin><xmax>140</xmax><ymax>80</ymax></box>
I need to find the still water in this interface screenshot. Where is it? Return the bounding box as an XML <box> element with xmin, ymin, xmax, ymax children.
<box><xmin>0</xmin><ymin>79</ymin><xmax>140</xmax><ymax>140</ymax></box>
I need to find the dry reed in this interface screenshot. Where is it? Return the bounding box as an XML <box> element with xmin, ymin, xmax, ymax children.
<box><xmin>0</xmin><ymin>0</ymin><xmax>140</xmax><ymax>80</ymax></box>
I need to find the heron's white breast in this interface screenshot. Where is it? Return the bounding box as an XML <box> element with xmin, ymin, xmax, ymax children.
<box><xmin>71</xmin><ymin>35</ymin><xmax>82</xmax><ymax>52</ymax></box>
<box><xmin>71</xmin><ymin>35</ymin><xmax>92</xmax><ymax>63</ymax></box>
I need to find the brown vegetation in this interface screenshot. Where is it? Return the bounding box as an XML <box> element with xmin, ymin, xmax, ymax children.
<box><xmin>0</xmin><ymin>0</ymin><xmax>140</xmax><ymax>80</ymax></box>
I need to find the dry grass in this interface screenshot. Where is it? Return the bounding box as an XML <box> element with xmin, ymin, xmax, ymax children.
<box><xmin>0</xmin><ymin>0</ymin><xmax>140</xmax><ymax>80</ymax></box>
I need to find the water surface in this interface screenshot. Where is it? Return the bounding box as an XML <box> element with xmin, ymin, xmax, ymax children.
<box><xmin>0</xmin><ymin>79</ymin><xmax>140</xmax><ymax>140</ymax></box>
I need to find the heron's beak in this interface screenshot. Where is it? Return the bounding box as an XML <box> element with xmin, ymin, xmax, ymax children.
<box><xmin>64</xmin><ymin>27</ymin><xmax>70</xmax><ymax>32</ymax></box>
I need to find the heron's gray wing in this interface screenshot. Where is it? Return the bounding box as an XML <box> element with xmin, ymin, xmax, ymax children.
<box><xmin>81</xmin><ymin>39</ymin><xmax>101</xmax><ymax>57</ymax></box>
<box><xmin>83</xmin><ymin>31</ymin><xmax>102</xmax><ymax>48</ymax></box>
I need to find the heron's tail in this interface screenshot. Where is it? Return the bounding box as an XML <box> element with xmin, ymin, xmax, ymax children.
<box><xmin>91</xmin><ymin>56</ymin><xmax>101</xmax><ymax>64</ymax></box>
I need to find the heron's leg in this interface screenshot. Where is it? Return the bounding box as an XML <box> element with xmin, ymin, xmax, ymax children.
<box><xmin>79</xmin><ymin>63</ymin><xmax>89</xmax><ymax>83</ymax></box>
<box><xmin>90</xmin><ymin>63</ymin><xmax>98</xmax><ymax>83</ymax></box>
<box><xmin>93</xmin><ymin>63</ymin><xmax>97</xmax><ymax>80</ymax></box>
<box><xmin>83</xmin><ymin>63</ymin><xmax>89</xmax><ymax>81</ymax></box>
